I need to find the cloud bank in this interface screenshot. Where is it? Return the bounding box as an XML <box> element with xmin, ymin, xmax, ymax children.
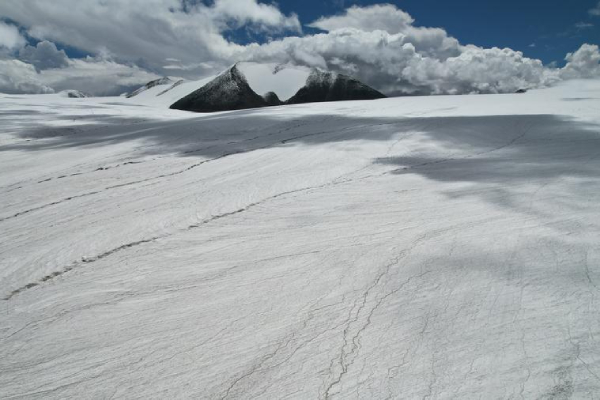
<box><xmin>561</xmin><ymin>44</ymin><xmax>600</xmax><ymax>79</ymax></box>
<box><xmin>0</xmin><ymin>21</ymin><xmax>26</xmax><ymax>50</ymax></box>
<box><xmin>0</xmin><ymin>2</ymin><xmax>599</xmax><ymax>96</ymax></box>
<box><xmin>18</xmin><ymin>41</ymin><xmax>69</xmax><ymax>71</ymax></box>
<box><xmin>243</xmin><ymin>5</ymin><xmax>581</xmax><ymax>95</ymax></box>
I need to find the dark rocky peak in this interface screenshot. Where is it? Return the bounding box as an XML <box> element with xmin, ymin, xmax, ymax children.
<box><xmin>286</xmin><ymin>69</ymin><xmax>386</xmax><ymax>105</ymax></box>
<box><xmin>170</xmin><ymin>65</ymin><xmax>267</xmax><ymax>112</ymax></box>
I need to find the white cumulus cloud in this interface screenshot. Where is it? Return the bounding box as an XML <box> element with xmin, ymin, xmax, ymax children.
<box><xmin>0</xmin><ymin>59</ymin><xmax>54</xmax><ymax>94</ymax></box>
<box><xmin>0</xmin><ymin>0</ymin><xmax>300</xmax><ymax>78</ymax></box>
<box><xmin>561</xmin><ymin>44</ymin><xmax>600</xmax><ymax>79</ymax></box>
<box><xmin>37</xmin><ymin>57</ymin><xmax>162</xmax><ymax>96</ymax></box>
<box><xmin>0</xmin><ymin>21</ymin><xmax>26</xmax><ymax>50</ymax></box>
<box><xmin>0</xmin><ymin>2</ymin><xmax>598</xmax><ymax>96</ymax></box>
<box><xmin>18</xmin><ymin>40</ymin><xmax>69</xmax><ymax>71</ymax></box>
<box><xmin>309</xmin><ymin>4</ymin><xmax>414</xmax><ymax>34</ymax></box>
<box><xmin>243</xmin><ymin>4</ymin><xmax>599</xmax><ymax>95</ymax></box>
<box><xmin>0</xmin><ymin>51</ymin><xmax>160</xmax><ymax>95</ymax></box>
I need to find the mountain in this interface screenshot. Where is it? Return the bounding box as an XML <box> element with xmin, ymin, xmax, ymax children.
<box><xmin>126</xmin><ymin>77</ymin><xmax>173</xmax><ymax>98</ymax></box>
<box><xmin>170</xmin><ymin>65</ymin><xmax>267</xmax><ymax>112</ymax></box>
<box><xmin>126</xmin><ymin>62</ymin><xmax>385</xmax><ymax>112</ymax></box>
<box><xmin>157</xmin><ymin>79</ymin><xmax>185</xmax><ymax>96</ymax></box>
<box><xmin>165</xmin><ymin>62</ymin><xmax>385</xmax><ymax>113</ymax></box>
<box><xmin>287</xmin><ymin>70</ymin><xmax>386</xmax><ymax>104</ymax></box>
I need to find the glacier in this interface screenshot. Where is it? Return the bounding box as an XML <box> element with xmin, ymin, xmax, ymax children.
<box><xmin>1</xmin><ymin>79</ymin><xmax>600</xmax><ymax>399</ymax></box>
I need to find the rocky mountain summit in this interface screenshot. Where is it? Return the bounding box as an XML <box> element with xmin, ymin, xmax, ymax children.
<box><xmin>170</xmin><ymin>65</ymin><xmax>266</xmax><ymax>112</ymax></box>
<box><xmin>167</xmin><ymin>63</ymin><xmax>385</xmax><ymax>113</ymax></box>
<box><xmin>286</xmin><ymin>70</ymin><xmax>386</xmax><ymax>104</ymax></box>
<box><xmin>127</xmin><ymin>63</ymin><xmax>385</xmax><ymax>112</ymax></box>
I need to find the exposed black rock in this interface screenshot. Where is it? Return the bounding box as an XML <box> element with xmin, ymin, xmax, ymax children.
<box><xmin>515</xmin><ymin>89</ymin><xmax>528</xmax><ymax>94</ymax></box>
<box><xmin>127</xmin><ymin>77</ymin><xmax>172</xmax><ymax>98</ymax></box>
<box><xmin>170</xmin><ymin>65</ymin><xmax>267</xmax><ymax>112</ymax></box>
<box><xmin>286</xmin><ymin>70</ymin><xmax>386</xmax><ymax>105</ymax></box>
<box><xmin>262</xmin><ymin>91</ymin><xmax>282</xmax><ymax>106</ymax></box>
<box><xmin>162</xmin><ymin>64</ymin><xmax>385</xmax><ymax>113</ymax></box>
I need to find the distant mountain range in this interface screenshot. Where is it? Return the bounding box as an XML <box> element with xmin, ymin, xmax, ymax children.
<box><xmin>127</xmin><ymin>62</ymin><xmax>385</xmax><ymax>112</ymax></box>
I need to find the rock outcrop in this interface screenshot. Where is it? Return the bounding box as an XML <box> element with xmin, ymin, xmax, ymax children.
<box><xmin>262</xmin><ymin>91</ymin><xmax>283</xmax><ymax>106</ymax></box>
<box><xmin>286</xmin><ymin>70</ymin><xmax>386</xmax><ymax>104</ymax></box>
<box><xmin>170</xmin><ymin>66</ymin><xmax>267</xmax><ymax>112</ymax></box>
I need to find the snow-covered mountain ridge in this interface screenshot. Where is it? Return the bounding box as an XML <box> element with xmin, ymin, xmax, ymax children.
<box><xmin>127</xmin><ymin>62</ymin><xmax>385</xmax><ymax>111</ymax></box>
<box><xmin>126</xmin><ymin>77</ymin><xmax>173</xmax><ymax>98</ymax></box>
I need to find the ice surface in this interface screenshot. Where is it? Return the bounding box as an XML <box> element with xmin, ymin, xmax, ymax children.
<box><xmin>1</xmin><ymin>80</ymin><xmax>600</xmax><ymax>399</ymax></box>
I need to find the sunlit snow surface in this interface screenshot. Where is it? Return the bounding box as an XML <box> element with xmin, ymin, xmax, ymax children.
<box><xmin>126</xmin><ymin>74</ymin><xmax>217</xmax><ymax>107</ymax></box>
<box><xmin>1</xmin><ymin>80</ymin><xmax>600</xmax><ymax>399</ymax></box>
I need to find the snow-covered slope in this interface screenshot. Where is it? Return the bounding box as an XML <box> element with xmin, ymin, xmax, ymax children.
<box><xmin>124</xmin><ymin>75</ymin><xmax>217</xmax><ymax>107</ymax></box>
<box><xmin>1</xmin><ymin>80</ymin><xmax>600</xmax><ymax>399</ymax></box>
<box><xmin>126</xmin><ymin>77</ymin><xmax>173</xmax><ymax>98</ymax></box>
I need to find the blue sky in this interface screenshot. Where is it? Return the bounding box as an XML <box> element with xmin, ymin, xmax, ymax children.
<box><xmin>45</xmin><ymin>0</ymin><xmax>599</xmax><ymax>66</ymax></box>
<box><xmin>270</xmin><ymin>0</ymin><xmax>600</xmax><ymax>66</ymax></box>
